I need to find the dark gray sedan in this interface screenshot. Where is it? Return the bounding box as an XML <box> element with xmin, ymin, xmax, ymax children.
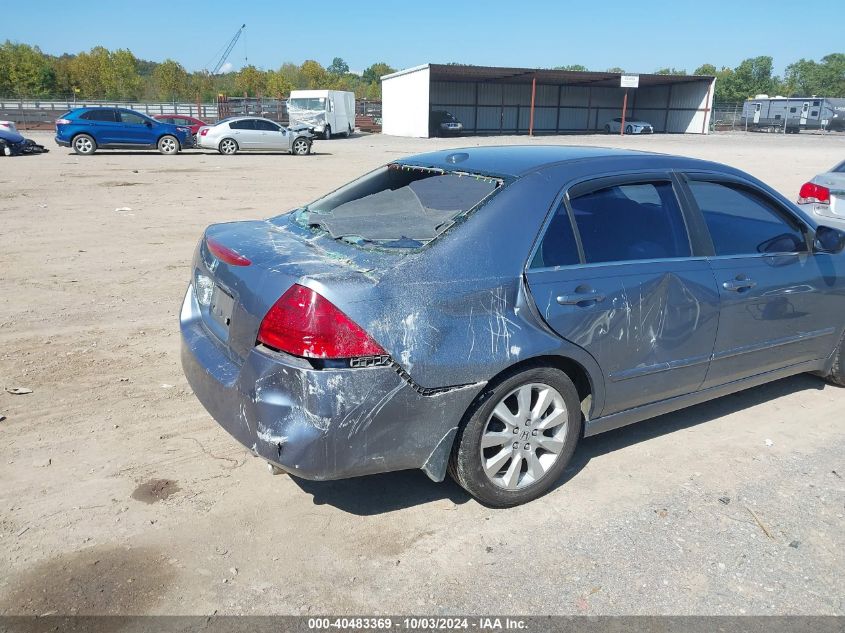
<box><xmin>180</xmin><ymin>146</ymin><xmax>845</xmax><ymax>507</ymax></box>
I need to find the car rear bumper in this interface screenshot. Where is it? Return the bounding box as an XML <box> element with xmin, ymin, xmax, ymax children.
<box><xmin>54</xmin><ymin>136</ymin><xmax>70</xmax><ymax>147</ymax></box>
<box><xmin>797</xmin><ymin>202</ymin><xmax>845</xmax><ymax>230</ymax></box>
<box><xmin>179</xmin><ymin>285</ymin><xmax>484</xmax><ymax>482</ymax></box>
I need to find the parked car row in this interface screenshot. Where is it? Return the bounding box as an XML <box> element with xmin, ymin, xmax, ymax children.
<box><xmin>53</xmin><ymin>107</ymin><xmax>317</xmax><ymax>156</ymax></box>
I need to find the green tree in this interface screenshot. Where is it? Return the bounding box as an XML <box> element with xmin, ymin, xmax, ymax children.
<box><xmin>106</xmin><ymin>48</ymin><xmax>142</xmax><ymax>99</ymax></box>
<box><xmin>655</xmin><ymin>67</ymin><xmax>687</xmax><ymax>75</ymax></box>
<box><xmin>0</xmin><ymin>41</ymin><xmax>57</xmax><ymax>96</ymax></box>
<box><xmin>606</xmin><ymin>66</ymin><xmax>625</xmax><ymax>73</ymax></box>
<box><xmin>234</xmin><ymin>64</ymin><xmax>266</xmax><ymax>96</ymax></box>
<box><xmin>361</xmin><ymin>62</ymin><xmax>394</xmax><ymax>84</ymax></box>
<box><xmin>153</xmin><ymin>59</ymin><xmax>188</xmax><ymax>101</ymax></box>
<box><xmin>300</xmin><ymin>60</ymin><xmax>327</xmax><ymax>88</ymax></box>
<box><xmin>327</xmin><ymin>56</ymin><xmax>349</xmax><ymax>75</ymax></box>
<box><xmin>266</xmin><ymin>69</ymin><xmax>294</xmax><ymax>97</ymax></box>
<box><xmin>785</xmin><ymin>53</ymin><xmax>845</xmax><ymax>97</ymax></box>
<box><xmin>694</xmin><ymin>63</ymin><xmax>718</xmax><ymax>76</ymax></box>
<box><xmin>718</xmin><ymin>56</ymin><xmax>780</xmax><ymax>102</ymax></box>
<box><xmin>553</xmin><ymin>64</ymin><xmax>589</xmax><ymax>71</ymax></box>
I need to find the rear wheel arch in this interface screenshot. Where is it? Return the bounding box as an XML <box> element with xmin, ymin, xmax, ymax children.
<box><xmin>477</xmin><ymin>355</ymin><xmax>594</xmax><ymax>419</ymax></box>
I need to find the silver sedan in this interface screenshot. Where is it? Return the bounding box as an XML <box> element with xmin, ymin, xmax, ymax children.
<box><xmin>798</xmin><ymin>160</ymin><xmax>845</xmax><ymax>230</ymax></box>
<box><xmin>196</xmin><ymin>116</ymin><xmax>314</xmax><ymax>155</ymax></box>
<box><xmin>604</xmin><ymin>117</ymin><xmax>654</xmax><ymax>134</ymax></box>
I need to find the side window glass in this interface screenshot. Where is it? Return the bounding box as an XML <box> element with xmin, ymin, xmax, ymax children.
<box><xmin>229</xmin><ymin>119</ymin><xmax>255</xmax><ymax>130</ymax></box>
<box><xmin>531</xmin><ymin>202</ymin><xmax>579</xmax><ymax>269</ymax></box>
<box><xmin>570</xmin><ymin>181</ymin><xmax>690</xmax><ymax>264</ymax></box>
<box><xmin>82</xmin><ymin>109</ymin><xmax>117</xmax><ymax>122</ymax></box>
<box><xmin>120</xmin><ymin>112</ymin><xmax>147</xmax><ymax>125</ymax></box>
<box><xmin>687</xmin><ymin>180</ymin><xmax>806</xmax><ymax>256</ymax></box>
<box><xmin>254</xmin><ymin>120</ymin><xmax>279</xmax><ymax>131</ymax></box>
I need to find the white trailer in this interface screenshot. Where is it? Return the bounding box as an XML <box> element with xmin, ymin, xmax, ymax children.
<box><xmin>287</xmin><ymin>90</ymin><xmax>356</xmax><ymax>139</ymax></box>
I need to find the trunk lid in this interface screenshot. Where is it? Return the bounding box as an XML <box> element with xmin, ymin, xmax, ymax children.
<box><xmin>195</xmin><ymin>217</ymin><xmax>385</xmax><ymax>362</ymax></box>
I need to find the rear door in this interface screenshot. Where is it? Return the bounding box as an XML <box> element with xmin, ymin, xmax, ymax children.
<box><xmin>681</xmin><ymin>174</ymin><xmax>843</xmax><ymax>387</ymax></box>
<box><xmin>80</xmin><ymin>108</ymin><xmax>121</xmax><ymax>144</ymax></box>
<box><xmin>228</xmin><ymin>118</ymin><xmax>259</xmax><ymax>148</ymax></box>
<box><xmin>525</xmin><ymin>174</ymin><xmax>720</xmax><ymax>416</ymax></box>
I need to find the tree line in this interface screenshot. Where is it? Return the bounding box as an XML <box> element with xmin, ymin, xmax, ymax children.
<box><xmin>556</xmin><ymin>54</ymin><xmax>845</xmax><ymax>102</ymax></box>
<box><xmin>0</xmin><ymin>42</ymin><xmax>394</xmax><ymax>101</ymax></box>
<box><xmin>2</xmin><ymin>41</ymin><xmax>843</xmax><ymax>104</ymax></box>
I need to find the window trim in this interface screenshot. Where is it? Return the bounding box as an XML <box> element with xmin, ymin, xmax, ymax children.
<box><xmin>677</xmin><ymin>171</ymin><xmax>813</xmax><ymax>257</ymax></box>
<box><xmin>526</xmin><ymin>172</ymin><xmax>696</xmax><ymax>272</ymax></box>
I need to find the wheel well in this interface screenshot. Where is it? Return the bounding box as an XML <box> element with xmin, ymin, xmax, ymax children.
<box><xmin>484</xmin><ymin>355</ymin><xmax>593</xmax><ymax>412</ymax></box>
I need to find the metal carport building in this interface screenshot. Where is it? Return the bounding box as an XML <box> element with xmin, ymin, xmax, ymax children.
<box><xmin>381</xmin><ymin>64</ymin><xmax>715</xmax><ymax>138</ymax></box>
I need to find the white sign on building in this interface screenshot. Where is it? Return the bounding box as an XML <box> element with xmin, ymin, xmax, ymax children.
<box><xmin>620</xmin><ymin>75</ymin><xmax>640</xmax><ymax>88</ymax></box>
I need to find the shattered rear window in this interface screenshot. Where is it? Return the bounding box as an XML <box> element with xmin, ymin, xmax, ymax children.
<box><xmin>292</xmin><ymin>164</ymin><xmax>503</xmax><ymax>249</ymax></box>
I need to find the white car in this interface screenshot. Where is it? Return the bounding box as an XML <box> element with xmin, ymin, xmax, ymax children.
<box><xmin>196</xmin><ymin>116</ymin><xmax>314</xmax><ymax>155</ymax></box>
<box><xmin>604</xmin><ymin>117</ymin><xmax>654</xmax><ymax>134</ymax></box>
<box><xmin>797</xmin><ymin>160</ymin><xmax>845</xmax><ymax>230</ymax></box>
<box><xmin>0</xmin><ymin>120</ymin><xmax>17</xmax><ymax>133</ymax></box>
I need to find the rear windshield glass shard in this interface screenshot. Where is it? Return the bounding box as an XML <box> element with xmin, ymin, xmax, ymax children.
<box><xmin>296</xmin><ymin>165</ymin><xmax>502</xmax><ymax>246</ymax></box>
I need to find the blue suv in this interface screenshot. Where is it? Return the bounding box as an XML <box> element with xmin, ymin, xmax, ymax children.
<box><xmin>55</xmin><ymin>107</ymin><xmax>193</xmax><ymax>155</ymax></box>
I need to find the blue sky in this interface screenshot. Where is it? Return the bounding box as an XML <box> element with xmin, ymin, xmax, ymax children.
<box><xmin>4</xmin><ymin>0</ymin><xmax>840</xmax><ymax>75</ymax></box>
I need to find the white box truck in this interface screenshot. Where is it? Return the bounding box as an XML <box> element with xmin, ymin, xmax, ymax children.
<box><xmin>287</xmin><ymin>90</ymin><xmax>356</xmax><ymax>139</ymax></box>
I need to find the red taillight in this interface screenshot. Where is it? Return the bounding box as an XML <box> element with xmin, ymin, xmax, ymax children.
<box><xmin>257</xmin><ymin>284</ymin><xmax>386</xmax><ymax>359</ymax></box>
<box><xmin>206</xmin><ymin>237</ymin><xmax>251</xmax><ymax>266</ymax></box>
<box><xmin>200</xmin><ymin>128</ymin><xmax>209</xmax><ymax>136</ymax></box>
<box><xmin>55</xmin><ymin>118</ymin><xmax>71</xmax><ymax>125</ymax></box>
<box><xmin>798</xmin><ymin>182</ymin><xmax>830</xmax><ymax>205</ymax></box>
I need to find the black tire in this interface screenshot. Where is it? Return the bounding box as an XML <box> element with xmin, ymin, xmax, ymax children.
<box><xmin>323</xmin><ymin>125</ymin><xmax>331</xmax><ymax>140</ymax></box>
<box><xmin>625</xmin><ymin>124</ymin><xmax>633</xmax><ymax>134</ymax></box>
<box><xmin>72</xmin><ymin>133</ymin><xmax>96</xmax><ymax>155</ymax></box>
<box><xmin>449</xmin><ymin>366</ymin><xmax>582</xmax><ymax>507</ymax></box>
<box><xmin>346</xmin><ymin>124</ymin><xmax>353</xmax><ymax>137</ymax></box>
<box><xmin>604</xmin><ymin>124</ymin><xmax>611</xmax><ymax>134</ymax></box>
<box><xmin>157</xmin><ymin>134</ymin><xmax>179</xmax><ymax>155</ymax></box>
<box><xmin>218</xmin><ymin>138</ymin><xmax>238</xmax><ymax>155</ymax></box>
<box><xmin>291</xmin><ymin>137</ymin><xmax>311</xmax><ymax>156</ymax></box>
<box><xmin>824</xmin><ymin>330</ymin><xmax>845</xmax><ymax>386</ymax></box>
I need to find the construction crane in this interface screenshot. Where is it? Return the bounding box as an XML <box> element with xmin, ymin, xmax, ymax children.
<box><xmin>208</xmin><ymin>24</ymin><xmax>246</xmax><ymax>75</ymax></box>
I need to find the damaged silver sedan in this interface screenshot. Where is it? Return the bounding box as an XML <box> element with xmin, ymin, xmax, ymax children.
<box><xmin>181</xmin><ymin>146</ymin><xmax>845</xmax><ymax>506</ymax></box>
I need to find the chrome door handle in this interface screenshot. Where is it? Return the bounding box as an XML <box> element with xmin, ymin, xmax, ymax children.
<box><xmin>722</xmin><ymin>279</ymin><xmax>757</xmax><ymax>292</ymax></box>
<box><xmin>557</xmin><ymin>292</ymin><xmax>605</xmax><ymax>306</ymax></box>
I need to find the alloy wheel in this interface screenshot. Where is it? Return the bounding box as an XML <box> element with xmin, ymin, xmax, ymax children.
<box><xmin>219</xmin><ymin>139</ymin><xmax>237</xmax><ymax>154</ymax></box>
<box><xmin>159</xmin><ymin>136</ymin><xmax>177</xmax><ymax>154</ymax></box>
<box><xmin>74</xmin><ymin>136</ymin><xmax>93</xmax><ymax>154</ymax></box>
<box><xmin>292</xmin><ymin>138</ymin><xmax>309</xmax><ymax>155</ymax></box>
<box><xmin>480</xmin><ymin>383</ymin><xmax>568</xmax><ymax>490</ymax></box>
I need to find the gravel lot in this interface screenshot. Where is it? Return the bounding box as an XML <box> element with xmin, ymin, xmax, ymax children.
<box><xmin>1</xmin><ymin>130</ymin><xmax>844</xmax><ymax>616</ymax></box>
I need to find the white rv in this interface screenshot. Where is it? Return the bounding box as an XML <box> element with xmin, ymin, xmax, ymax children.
<box><xmin>287</xmin><ymin>90</ymin><xmax>356</xmax><ymax>139</ymax></box>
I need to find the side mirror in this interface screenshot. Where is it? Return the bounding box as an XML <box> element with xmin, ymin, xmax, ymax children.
<box><xmin>814</xmin><ymin>225</ymin><xmax>845</xmax><ymax>254</ymax></box>
<box><xmin>144</xmin><ymin>120</ymin><xmax>152</xmax><ymax>127</ymax></box>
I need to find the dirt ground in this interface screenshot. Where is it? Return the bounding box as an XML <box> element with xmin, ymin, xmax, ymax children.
<box><xmin>1</xmin><ymin>130</ymin><xmax>844</xmax><ymax>616</ymax></box>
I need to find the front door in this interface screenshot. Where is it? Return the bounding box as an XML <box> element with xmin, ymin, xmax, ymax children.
<box><xmin>118</xmin><ymin>110</ymin><xmax>156</xmax><ymax>146</ymax></box>
<box><xmin>253</xmin><ymin>119</ymin><xmax>288</xmax><ymax>150</ymax></box>
<box><xmin>683</xmin><ymin>176</ymin><xmax>843</xmax><ymax>387</ymax></box>
<box><xmin>526</xmin><ymin>176</ymin><xmax>719</xmax><ymax>416</ymax></box>
<box><xmin>800</xmin><ymin>102</ymin><xmax>810</xmax><ymax>126</ymax></box>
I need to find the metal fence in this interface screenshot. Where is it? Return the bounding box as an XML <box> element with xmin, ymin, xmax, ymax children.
<box><xmin>0</xmin><ymin>98</ymin><xmax>219</xmax><ymax>129</ymax></box>
<box><xmin>0</xmin><ymin>97</ymin><xmax>383</xmax><ymax>130</ymax></box>
<box><xmin>711</xmin><ymin>102</ymin><xmax>745</xmax><ymax>130</ymax></box>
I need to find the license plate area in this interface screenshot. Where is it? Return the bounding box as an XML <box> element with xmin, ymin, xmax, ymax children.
<box><xmin>209</xmin><ymin>285</ymin><xmax>235</xmax><ymax>329</ymax></box>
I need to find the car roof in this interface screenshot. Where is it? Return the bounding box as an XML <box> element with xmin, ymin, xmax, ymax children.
<box><xmin>399</xmin><ymin>146</ymin><xmax>661</xmax><ymax>177</ymax></box>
